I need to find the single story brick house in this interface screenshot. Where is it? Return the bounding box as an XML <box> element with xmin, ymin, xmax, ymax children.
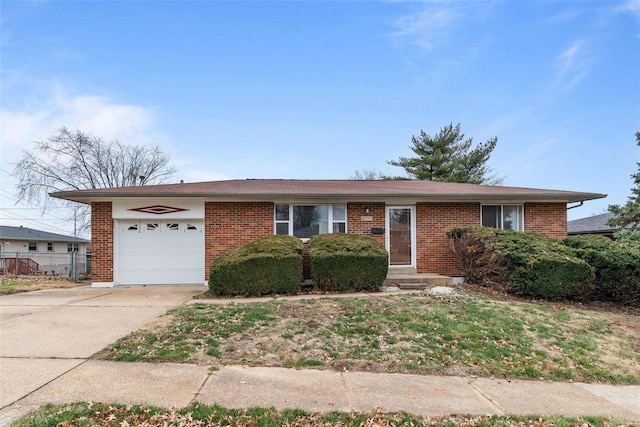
<box><xmin>51</xmin><ymin>179</ymin><xmax>605</xmax><ymax>287</ymax></box>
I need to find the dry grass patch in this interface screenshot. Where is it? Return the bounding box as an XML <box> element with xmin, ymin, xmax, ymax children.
<box><xmin>12</xmin><ymin>401</ymin><xmax>632</xmax><ymax>427</ymax></box>
<box><xmin>97</xmin><ymin>293</ymin><xmax>640</xmax><ymax>384</ymax></box>
<box><xmin>0</xmin><ymin>275</ymin><xmax>85</xmax><ymax>295</ymax></box>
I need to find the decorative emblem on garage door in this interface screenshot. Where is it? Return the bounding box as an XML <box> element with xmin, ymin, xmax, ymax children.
<box><xmin>128</xmin><ymin>205</ymin><xmax>189</xmax><ymax>214</ymax></box>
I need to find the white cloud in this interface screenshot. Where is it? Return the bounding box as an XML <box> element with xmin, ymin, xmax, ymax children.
<box><xmin>556</xmin><ymin>39</ymin><xmax>584</xmax><ymax>73</ymax></box>
<box><xmin>546</xmin><ymin>9</ymin><xmax>585</xmax><ymax>25</ymax></box>
<box><xmin>390</xmin><ymin>1</ymin><xmax>500</xmax><ymax>52</ymax></box>
<box><xmin>392</xmin><ymin>3</ymin><xmax>459</xmax><ymax>51</ymax></box>
<box><xmin>619</xmin><ymin>0</ymin><xmax>640</xmax><ymax>13</ymax></box>
<box><xmin>0</xmin><ymin>84</ymin><xmax>235</xmax><ymax>189</ymax></box>
<box><xmin>0</xmin><ymin>86</ymin><xmax>158</xmax><ymax>156</ymax></box>
<box><xmin>0</xmin><ymin>85</ymin><xmax>169</xmax><ymax>194</ymax></box>
<box><xmin>0</xmin><ymin>85</ymin><xmax>174</xmax><ymax>234</ymax></box>
<box><xmin>615</xmin><ymin>0</ymin><xmax>640</xmax><ymax>32</ymax></box>
<box><xmin>554</xmin><ymin>39</ymin><xmax>591</xmax><ymax>90</ymax></box>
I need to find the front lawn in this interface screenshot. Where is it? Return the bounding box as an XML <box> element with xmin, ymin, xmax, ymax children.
<box><xmin>12</xmin><ymin>401</ymin><xmax>629</xmax><ymax>427</ymax></box>
<box><xmin>96</xmin><ymin>292</ymin><xmax>640</xmax><ymax>384</ymax></box>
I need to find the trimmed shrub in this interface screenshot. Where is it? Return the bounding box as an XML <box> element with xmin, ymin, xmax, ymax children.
<box><xmin>209</xmin><ymin>235</ymin><xmax>303</xmax><ymax>297</ymax></box>
<box><xmin>308</xmin><ymin>233</ymin><xmax>388</xmax><ymax>293</ymax></box>
<box><xmin>449</xmin><ymin>226</ymin><xmax>594</xmax><ymax>300</ymax></box>
<box><xmin>563</xmin><ymin>234</ymin><xmax>640</xmax><ymax>306</ymax></box>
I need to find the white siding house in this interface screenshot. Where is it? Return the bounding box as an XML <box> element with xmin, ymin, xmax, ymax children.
<box><xmin>0</xmin><ymin>226</ymin><xmax>89</xmax><ymax>275</ymax></box>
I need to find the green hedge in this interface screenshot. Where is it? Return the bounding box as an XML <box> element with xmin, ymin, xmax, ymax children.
<box><xmin>563</xmin><ymin>234</ymin><xmax>640</xmax><ymax>306</ymax></box>
<box><xmin>308</xmin><ymin>233</ymin><xmax>388</xmax><ymax>293</ymax></box>
<box><xmin>449</xmin><ymin>226</ymin><xmax>594</xmax><ymax>300</ymax></box>
<box><xmin>209</xmin><ymin>235</ymin><xmax>303</xmax><ymax>297</ymax></box>
<box><xmin>613</xmin><ymin>229</ymin><xmax>640</xmax><ymax>251</ymax></box>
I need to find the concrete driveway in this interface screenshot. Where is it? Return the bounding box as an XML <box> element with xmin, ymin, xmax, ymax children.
<box><xmin>0</xmin><ymin>285</ymin><xmax>204</xmax><ymax>412</ymax></box>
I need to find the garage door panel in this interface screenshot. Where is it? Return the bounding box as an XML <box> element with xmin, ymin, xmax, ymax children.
<box><xmin>117</xmin><ymin>220</ymin><xmax>204</xmax><ymax>285</ymax></box>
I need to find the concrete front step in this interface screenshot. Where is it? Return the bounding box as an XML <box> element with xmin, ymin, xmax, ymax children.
<box><xmin>387</xmin><ymin>267</ymin><xmax>417</xmax><ymax>275</ymax></box>
<box><xmin>384</xmin><ymin>273</ymin><xmax>454</xmax><ymax>289</ymax></box>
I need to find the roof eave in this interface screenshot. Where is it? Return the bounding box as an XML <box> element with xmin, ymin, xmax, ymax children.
<box><xmin>51</xmin><ymin>191</ymin><xmax>607</xmax><ymax>204</ymax></box>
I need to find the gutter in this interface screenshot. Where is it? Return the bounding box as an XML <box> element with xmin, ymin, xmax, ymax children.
<box><xmin>50</xmin><ymin>192</ymin><xmax>607</xmax><ymax>205</ymax></box>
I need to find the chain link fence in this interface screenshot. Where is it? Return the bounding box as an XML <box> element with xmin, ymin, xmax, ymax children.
<box><xmin>0</xmin><ymin>251</ymin><xmax>91</xmax><ymax>281</ymax></box>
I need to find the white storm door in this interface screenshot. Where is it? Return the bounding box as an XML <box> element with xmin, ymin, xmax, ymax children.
<box><xmin>386</xmin><ymin>206</ymin><xmax>416</xmax><ymax>267</ymax></box>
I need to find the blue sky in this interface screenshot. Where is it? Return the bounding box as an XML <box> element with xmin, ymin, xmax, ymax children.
<box><xmin>1</xmin><ymin>0</ymin><xmax>639</xmax><ymax>236</ymax></box>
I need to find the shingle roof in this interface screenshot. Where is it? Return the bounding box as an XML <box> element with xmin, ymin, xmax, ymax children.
<box><xmin>51</xmin><ymin>179</ymin><xmax>606</xmax><ymax>204</ymax></box>
<box><xmin>567</xmin><ymin>212</ymin><xmax>631</xmax><ymax>235</ymax></box>
<box><xmin>0</xmin><ymin>226</ymin><xmax>89</xmax><ymax>243</ymax></box>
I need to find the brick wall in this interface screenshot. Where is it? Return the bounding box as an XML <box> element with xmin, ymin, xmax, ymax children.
<box><xmin>346</xmin><ymin>202</ymin><xmax>386</xmax><ymax>246</ymax></box>
<box><xmin>415</xmin><ymin>203</ymin><xmax>480</xmax><ymax>276</ymax></box>
<box><xmin>524</xmin><ymin>203</ymin><xmax>567</xmax><ymax>238</ymax></box>
<box><xmin>197</xmin><ymin>200</ymin><xmax>566</xmax><ymax>281</ymax></box>
<box><xmin>204</xmin><ymin>202</ymin><xmax>273</xmax><ymax>279</ymax></box>
<box><xmin>91</xmin><ymin>202</ymin><xmax>113</xmax><ymax>282</ymax></box>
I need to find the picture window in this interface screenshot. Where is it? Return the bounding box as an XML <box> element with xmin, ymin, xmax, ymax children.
<box><xmin>275</xmin><ymin>204</ymin><xmax>347</xmax><ymax>239</ymax></box>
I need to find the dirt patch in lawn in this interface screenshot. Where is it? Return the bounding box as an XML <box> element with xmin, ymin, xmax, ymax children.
<box><xmin>0</xmin><ymin>275</ymin><xmax>87</xmax><ymax>295</ymax></box>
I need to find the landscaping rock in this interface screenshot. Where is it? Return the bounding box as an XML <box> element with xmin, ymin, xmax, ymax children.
<box><xmin>423</xmin><ymin>286</ymin><xmax>457</xmax><ymax>296</ymax></box>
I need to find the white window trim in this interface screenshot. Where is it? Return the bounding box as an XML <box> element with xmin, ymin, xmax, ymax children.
<box><xmin>274</xmin><ymin>204</ymin><xmax>347</xmax><ymax>241</ymax></box>
<box><xmin>480</xmin><ymin>204</ymin><xmax>525</xmax><ymax>231</ymax></box>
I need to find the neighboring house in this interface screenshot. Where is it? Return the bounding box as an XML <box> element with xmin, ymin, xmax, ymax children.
<box><xmin>0</xmin><ymin>225</ymin><xmax>90</xmax><ymax>275</ymax></box>
<box><xmin>568</xmin><ymin>212</ymin><xmax>632</xmax><ymax>238</ymax></box>
<box><xmin>51</xmin><ymin>179</ymin><xmax>605</xmax><ymax>287</ymax></box>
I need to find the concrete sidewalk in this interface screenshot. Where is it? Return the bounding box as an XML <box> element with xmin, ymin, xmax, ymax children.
<box><xmin>1</xmin><ymin>362</ymin><xmax>639</xmax><ymax>425</ymax></box>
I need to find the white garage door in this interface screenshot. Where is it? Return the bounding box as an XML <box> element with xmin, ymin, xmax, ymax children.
<box><xmin>117</xmin><ymin>220</ymin><xmax>204</xmax><ymax>285</ymax></box>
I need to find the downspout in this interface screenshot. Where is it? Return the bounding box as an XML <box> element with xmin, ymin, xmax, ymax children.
<box><xmin>567</xmin><ymin>201</ymin><xmax>584</xmax><ymax>210</ymax></box>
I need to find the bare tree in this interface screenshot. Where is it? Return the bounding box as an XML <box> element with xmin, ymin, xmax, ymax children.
<box><xmin>13</xmin><ymin>127</ymin><xmax>176</xmax><ymax>231</ymax></box>
<box><xmin>350</xmin><ymin>169</ymin><xmax>408</xmax><ymax>180</ymax></box>
<box><xmin>350</xmin><ymin>169</ymin><xmax>388</xmax><ymax>180</ymax></box>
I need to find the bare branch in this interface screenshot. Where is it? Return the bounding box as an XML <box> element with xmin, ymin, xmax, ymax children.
<box><xmin>12</xmin><ymin>127</ymin><xmax>176</xmax><ymax>231</ymax></box>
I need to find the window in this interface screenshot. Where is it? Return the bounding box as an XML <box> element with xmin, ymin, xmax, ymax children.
<box><xmin>67</xmin><ymin>243</ymin><xmax>79</xmax><ymax>252</ymax></box>
<box><xmin>145</xmin><ymin>223</ymin><xmax>160</xmax><ymax>232</ymax></box>
<box><xmin>332</xmin><ymin>205</ymin><xmax>346</xmax><ymax>233</ymax></box>
<box><xmin>185</xmin><ymin>223</ymin><xmax>201</xmax><ymax>232</ymax></box>
<box><xmin>481</xmin><ymin>205</ymin><xmax>523</xmax><ymax>231</ymax></box>
<box><xmin>28</xmin><ymin>241</ymin><xmax>37</xmax><ymax>251</ymax></box>
<box><xmin>275</xmin><ymin>204</ymin><xmax>347</xmax><ymax>239</ymax></box>
<box><xmin>126</xmin><ymin>222</ymin><xmax>140</xmax><ymax>232</ymax></box>
<box><xmin>47</xmin><ymin>242</ymin><xmax>54</xmax><ymax>252</ymax></box>
<box><xmin>166</xmin><ymin>223</ymin><xmax>180</xmax><ymax>231</ymax></box>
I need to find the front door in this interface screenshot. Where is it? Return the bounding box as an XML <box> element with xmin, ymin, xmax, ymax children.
<box><xmin>386</xmin><ymin>207</ymin><xmax>415</xmax><ymax>267</ymax></box>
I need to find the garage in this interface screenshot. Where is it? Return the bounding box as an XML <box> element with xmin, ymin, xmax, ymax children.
<box><xmin>116</xmin><ymin>219</ymin><xmax>204</xmax><ymax>285</ymax></box>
